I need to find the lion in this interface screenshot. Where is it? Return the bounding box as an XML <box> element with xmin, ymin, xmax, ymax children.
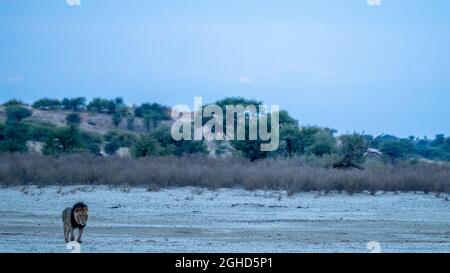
<box><xmin>62</xmin><ymin>202</ymin><xmax>88</xmax><ymax>243</ymax></box>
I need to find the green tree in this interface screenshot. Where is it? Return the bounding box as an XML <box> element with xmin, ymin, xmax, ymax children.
<box><xmin>135</xmin><ymin>103</ymin><xmax>171</xmax><ymax>130</ymax></box>
<box><xmin>278</xmin><ymin>110</ymin><xmax>299</xmax><ymax>127</ymax></box>
<box><xmin>87</xmin><ymin>98</ymin><xmax>109</xmax><ymax>113</ymax></box>
<box><xmin>213</xmin><ymin>97</ymin><xmax>262</xmax><ymax>109</ymax></box>
<box><xmin>62</xmin><ymin>97</ymin><xmax>86</xmax><ymax>111</ymax></box>
<box><xmin>32</xmin><ymin>98</ymin><xmax>61</xmax><ymax>110</ymax></box>
<box><xmin>143</xmin><ymin>113</ymin><xmax>155</xmax><ymax>131</ymax></box>
<box><xmin>306</xmin><ymin>130</ymin><xmax>336</xmax><ymax>156</ymax></box>
<box><xmin>87</xmin><ymin>97</ymin><xmax>125</xmax><ymax>114</ymax></box>
<box><xmin>43</xmin><ymin>113</ymin><xmax>83</xmax><ymax>155</ymax></box>
<box><xmin>77</xmin><ymin>131</ymin><xmax>103</xmax><ymax>155</ymax></box>
<box><xmin>210</xmin><ymin>97</ymin><xmax>269</xmax><ymax>160</ymax></box>
<box><xmin>151</xmin><ymin>124</ymin><xmax>207</xmax><ymax>156</ymax></box>
<box><xmin>126</xmin><ymin>115</ymin><xmax>135</xmax><ymax>130</ymax></box>
<box><xmin>432</xmin><ymin>134</ymin><xmax>445</xmax><ymax>146</ymax></box>
<box><xmin>278</xmin><ymin>124</ymin><xmax>304</xmax><ymax>156</ymax></box>
<box><xmin>0</xmin><ymin>123</ymin><xmax>4</xmax><ymax>141</ymax></box>
<box><xmin>232</xmin><ymin>140</ymin><xmax>268</xmax><ymax>161</ymax></box>
<box><xmin>0</xmin><ymin>106</ymin><xmax>32</xmax><ymax>153</ymax></box>
<box><xmin>112</xmin><ymin>111</ymin><xmax>123</xmax><ymax>127</ymax></box>
<box><xmin>279</xmin><ymin>126</ymin><xmax>328</xmax><ymax>157</ymax></box>
<box><xmin>380</xmin><ymin>140</ymin><xmax>414</xmax><ymax>164</ymax></box>
<box><xmin>0</xmin><ymin>123</ymin><xmax>29</xmax><ymax>152</ymax></box>
<box><xmin>443</xmin><ymin>137</ymin><xmax>450</xmax><ymax>153</ymax></box>
<box><xmin>43</xmin><ymin>126</ymin><xmax>82</xmax><ymax>155</ymax></box>
<box><xmin>134</xmin><ymin>102</ymin><xmax>170</xmax><ymax>117</ymax></box>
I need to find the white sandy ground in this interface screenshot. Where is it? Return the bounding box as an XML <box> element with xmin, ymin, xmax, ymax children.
<box><xmin>0</xmin><ymin>186</ymin><xmax>449</xmax><ymax>253</ymax></box>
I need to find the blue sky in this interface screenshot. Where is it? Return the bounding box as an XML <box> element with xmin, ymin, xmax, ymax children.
<box><xmin>1</xmin><ymin>0</ymin><xmax>449</xmax><ymax>137</ymax></box>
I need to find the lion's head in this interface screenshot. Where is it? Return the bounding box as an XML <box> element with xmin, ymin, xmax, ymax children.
<box><xmin>73</xmin><ymin>203</ymin><xmax>88</xmax><ymax>226</ymax></box>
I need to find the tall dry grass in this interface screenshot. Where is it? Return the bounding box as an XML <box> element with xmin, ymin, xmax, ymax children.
<box><xmin>0</xmin><ymin>153</ymin><xmax>448</xmax><ymax>194</ymax></box>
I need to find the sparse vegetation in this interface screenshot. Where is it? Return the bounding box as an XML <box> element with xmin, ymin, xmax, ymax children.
<box><xmin>1</xmin><ymin>96</ymin><xmax>450</xmax><ymax>195</ymax></box>
<box><xmin>87</xmin><ymin>97</ymin><xmax>125</xmax><ymax>114</ymax></box>
<box><xmin>2</xmin><ymin>99</ymin><xmax>27</xmax><ymax>107</ymax></box>
<box><xmin>32</xmin><ymin>98</ymin><xmax>61</xmax><ymax>110</ymax></box>
<box><xmin>61</xmin><ymin>97</ymin><xmax>86</xmax><ymax>111</ymax></box>
<box><xmin>104</xmin><ymin>130</ymin><xmax>137</xmax><ymax>147</ymax></box>
<box><xmin>0</xmin><ymin>153</ymin><xmax>448</xmax><ymax>195</ymax></box>
<box><xmin>135</xmin><ymin>102</ymin><xmax>171</xmax><ymax>130</ymax></box>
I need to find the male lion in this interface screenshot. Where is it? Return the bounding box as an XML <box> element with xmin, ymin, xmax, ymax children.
<box><xmin>62</xmin><ymin>202</ymin><xmax>88</xmax><ymax>243</ymax></box>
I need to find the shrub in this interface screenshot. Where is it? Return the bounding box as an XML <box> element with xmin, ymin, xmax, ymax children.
<box><xmin>6</xmin><ymin>106</ymin><xmax>32</xmax><ymax>124</ymax></box>
<box><xmin>42</xmin><ymin>126</ymin><xmax>82</xmax><ymax>155</ymax></box>
<box><xmin>151</xmin><ymin>124</ymin><xmax>207</xmax><ymax>156</ymax></box>
<box><xmin>104</xmin><ymin>130</ymin><xmax>137</xmax><ymax>147</ymax></box>
<box><xmin>0</xmin><ymin>154</ymin><xmax>448</xmax><ymax>195</ymax></box>
<box><xmin>24</xmin><ymin>121</ymin><xmax>58</xmax><ymax>142</ymax></box>
<box><xmin>104</xmin><ymin>137</ymin><xmax>121</xmax><ymax>155</ymax></box>
<box><xmin>87</xmin><ymin>143</ymin><xmax>101</xmax><ymax>155</ymax></box>
<box><xmin>112</xmin><ymin>111</ymin><xmax>123</xmax><ymax>127</ymax></box>
<box><xmin>126</xmin><ymin>115</ymin><xmax>135</xmax><ymax>130</ymax></box>
<box><xmin>0</xmin><ymin>107</ymin><xmax>32</xmax><ymax>153</ymax></box>
<box><xmin>66</xmin><ymin>113</ymin><xmax>81</xmax><ymax>126</ymax></box>
<box><xmin>80</xmin><ymin>131</ymin><xmax>103</xmax><ymax>145</ymax></box>
<box><xmin>131</xmin><ymin>135</ymin><xmax>163</xmax><ymax>157</ymax></box>
<box><xmin>0</xmin><ymin>123</ymin><xmax>29</xmax><ymax>153</ymax></box>
<box><xmin>305</xmin><ymin>130</ymin><xmax>336</xmax><ymax>156</ymax></box>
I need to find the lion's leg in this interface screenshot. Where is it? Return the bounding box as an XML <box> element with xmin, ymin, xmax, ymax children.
<box><xmin>70</xmin><ymin>228</ymin><xmax>75</xmax><ymax>241</ymax></box>
<box><xmin>77</xmin><ymin>227</ymin><xmax>84</xmax><ymax>244</ymax></box>
<box><xmin>64</xmin><ymin>225</ymin><xmax>69</xmax><ymax>243</ymax></box>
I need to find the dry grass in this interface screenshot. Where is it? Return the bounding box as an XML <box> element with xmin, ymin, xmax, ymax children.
<box><xmin>0</xmin><ymin>153</ymin><xmax>449</xmax><ymax>194</ymax></box>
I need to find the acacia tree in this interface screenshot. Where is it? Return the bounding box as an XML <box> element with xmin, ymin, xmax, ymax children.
<box><xmin>333</xmin><ymin>133</ymin><xmax>368</xmax><ymax>169</ymax></box>
<box><xmin>131</xmin><ymin>135</ymin><xmax>162</xmax><ymax>157</ymax></box>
